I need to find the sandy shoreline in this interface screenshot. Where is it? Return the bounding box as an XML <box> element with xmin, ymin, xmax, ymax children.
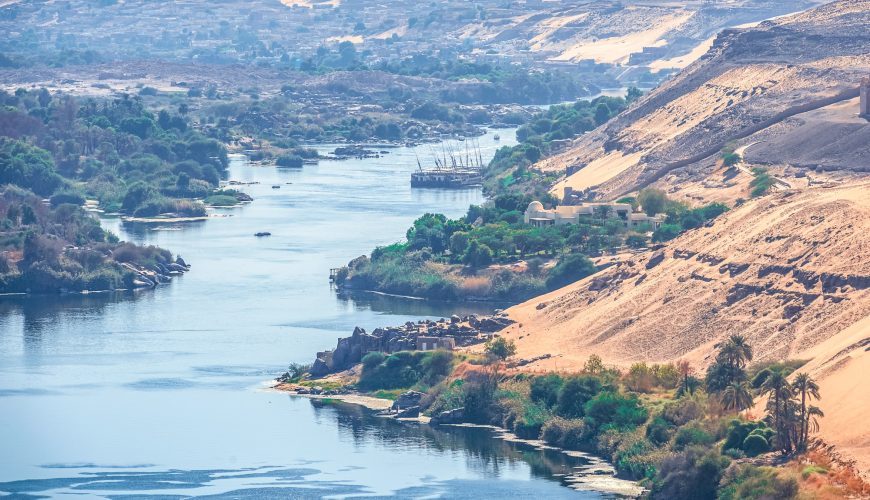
<box><xmin>270</xmin><ymin>382</ymin><xmax>394</xmax><ymax>411</ymax></box>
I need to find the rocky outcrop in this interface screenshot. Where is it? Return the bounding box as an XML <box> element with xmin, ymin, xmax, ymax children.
<box><xmin>309</xmin><ymin>314</ymin><xmax>514</xmax><ymax>376</ymax></box>
<box><xmin>429</xmin><ymin>408</ymin><xmax>465</xmax><ymax>426</ymax></box>
<box><xmin>121</xmin><ymin>258</ymin><xmax>190</xmax><ymax>289</ymax></box>
<box><xmin>391</xmin><ymin>390</ymin><xmax>425</xmax><ymax>412</ymax></box>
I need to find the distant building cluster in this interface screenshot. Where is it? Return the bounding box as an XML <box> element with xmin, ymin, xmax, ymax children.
<box><xmin>523</xmin><ymin>200</ymin><xmax>666</xmax><ymax>230</ymax></box>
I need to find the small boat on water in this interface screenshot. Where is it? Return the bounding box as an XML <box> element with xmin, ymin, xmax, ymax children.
<box><xmin>271</xmin><ymin>185</ymin><xmax>281</xmax><ymax>189</ymax></box>
<box><xmin>493</xmin><ymin>134</ymin><xmax>500</xmax><ymax>141</ymax></box>
<box><xmin>254</xmin><ymin>232</ymin><xmax>271</xmax><ymax>237</ymax></box>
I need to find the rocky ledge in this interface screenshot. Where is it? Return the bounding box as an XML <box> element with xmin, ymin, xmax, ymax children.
<box><xmin>124</xmin><ymin>255</ymin><xmax>191</xmax><ymax>289</ymax></box>
<box><xmin>309</xmin><ymin>313</ymin><xmax>514</xmax><ymax>377</ymax></box>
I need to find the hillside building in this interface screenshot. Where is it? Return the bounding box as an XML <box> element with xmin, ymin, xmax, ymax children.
<box><xmin>524</xmin><ymin>201</ymin><xmax>666</xmax><ymax>230</ymax></box>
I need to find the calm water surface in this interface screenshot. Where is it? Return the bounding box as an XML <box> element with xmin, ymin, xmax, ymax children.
<box><xmin>0</xmin><ymin>130</ymin><xmax>605</xmax><ymax>498</ymax></box>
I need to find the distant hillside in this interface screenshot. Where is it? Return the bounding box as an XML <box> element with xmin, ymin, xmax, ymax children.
<box><xmin>536</xmin><ymin>0</ymin><xmax>870</xmax><ymax>201</ymax></box>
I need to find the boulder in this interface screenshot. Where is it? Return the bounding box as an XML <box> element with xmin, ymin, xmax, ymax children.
<box><xmin>395</xmin><ymin>406</ymin><xmax>421</xmax><ymax>418</ymax></box>
<box><xmin>309</xmin><ymin>357</ymin><xmax>330</xmax><ymax>377</ymax></box>
<box><xmin>391</xmin><ymin>390</ymin><xmax>425</xmax><ymax>411</ymax></box>
<box><xmin>478</xmin><ymin>316</ymin><xmax>515</xmax><ymax>332</ymax></box>
<box><xmin>429</xmin><ymin>407</ymin><xmax>465</xmax><ymax>426</ymax></box>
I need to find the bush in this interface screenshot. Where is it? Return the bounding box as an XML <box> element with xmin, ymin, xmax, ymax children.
<box><xmin>276</xmin><ymin>153</ymin><xmax>303</xmax><ymax>168</ymax></box>
<box><xmin>646</xmin><ymin>416</ymin><xmax>675</xmax><ymax>446</ymax></box>
<box><xmin>652</xmin><ymin>223</ymin><xmax>681</xmax><ymax>242</ymax></box>
<box><xmin>50</xmin><ymin>192</ymin><xmax>86</xmax><ymax>207</ymax></box>
<box><xmin>741</xmin><ymin>434</ymin><xmax>770</xmax><ymax>457</ymax></box>
<box><xmin>204</xmin><ymin>194</ymin><xmax>238</xmax><ymax>206</ymax></box>
<box><xmin>722</xmin><ymin>152</ymin><xmax>741</xmax><ymax>167</ymax></box>
<box><xmin>584</xmin><ymin>391</ymin><xmax>648</xmax><ymax>430</ymax></box>
<box><xmin>541</xmin><ymin>417</ymin><xmax>587</xmax><ymax>449</ymax></box>
<box><xmin>530</xmin><ymin>374</ymin><xmax>563</xmax><ymax>408</ymax></box>
<box><xmin>362</xmin><ymin>351</ymin><xmax>386</xmax><ymax>370</ymax></box>
<box><xmin>718</xmin><ymin>464</ymin><xmax>798</xmax><ymax>500</ymax></box>
<box><xmin>750</xmin><ymin>168</ymin><xmax>775</xmax><ymax>197</ymax></box>
<box><xmin>546</xmin><ymin>253</ymin><xmax>596</xmax><ymax>290</ymax></box>
<box><xmin>652</xmin><ymin>447</ymin><xmax>730</xmax><ymax>500</ymax></box>
<box><xmin>723</xmin><ymin>419</ymin><xmax>774</xmax><ymax>456</ymax></box>
<box><xmin>484</xmin><ymin>337</ymin><xmax>516</xmax><ymax>361</ymax></box>
<box><xmin>625</xmin><ymin>363</ymin><xmax>655</xmax><ymax>393</ymax></box>
<box><xmin>556</xmin><ymin>375</ymin><xmax>603</xmax><ymax>418</ymax></box>
<box><xmin>673</xmin><ymin>424</ymin><xmax>715</xmax><ymax>450</ymax></box>
<box><xmin>358</xmin><ymin>350</ymin><xmax>454</xmax><ymax>391</ymax></box>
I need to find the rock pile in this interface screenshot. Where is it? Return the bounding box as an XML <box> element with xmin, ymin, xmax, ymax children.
<box><xmin>121</xmin><ymin>256</ymin><xmax>190</xmax><ymax>289</ymax></box>
<box><xmin>309</xmin><ymin>313</ymin><xmax>514</xmax><ymax>376</ymax></box>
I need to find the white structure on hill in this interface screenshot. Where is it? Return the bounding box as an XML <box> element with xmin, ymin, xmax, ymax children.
<box><xmin>524</xmin><ymin>201</ymin><xmax>666</xmax><ymax>230</ymax></box>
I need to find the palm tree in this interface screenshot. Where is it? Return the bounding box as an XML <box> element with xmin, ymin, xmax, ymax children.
<box><xmin>793</xmin><ymin>373</ymin><xmax>822</xmax><ymax>451</ymax></box>
<box><xmin>676</xmin><ymin>360</ymin><xmax>696</xmax><ymax>396</ymax></box>
<box><xmin>761</xmin><ymin>371</ymin><xmax>793</xmax><ymax>453</ymax></box>
<box><xmin>721</xmin><ymin>381</ymin><xmax>754</xmax><ymax>412</ymax></box>
<box><xmin>720</xmin><ymin>334</ymin><xmax>753</xmax><ymax>371</ymax></box>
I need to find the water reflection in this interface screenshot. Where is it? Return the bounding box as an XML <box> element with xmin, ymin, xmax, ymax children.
<box><xmin>310</xmin><ymin>399</ymin><xmax>594</xmax><ymax>491</ymax></box>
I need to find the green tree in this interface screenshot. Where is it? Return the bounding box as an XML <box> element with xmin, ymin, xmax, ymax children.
<box><xmin>721</xmin><ymin>381</ymin><xmax>754</xmax><ymax>412</ymax></box>
<box><xmin>638</xmin><ymin>188</ymin><xmax>668</xmax><ymax>216</ymax></box>
<box><xmin>462</xmin><ymin>240</ymin><xmax>494</xmax><ymax>268</ymax></box>
<box><xmin>546</xmin><ymin>253</ymin><xmax>595</xmax><ymax>290</ymax></box>
<box><xmin>792</xmin><ymin>373</ymin><xmax>821</xmax><ymax>452</ymax></box>
<box><xmin>484</xmin><ymin>337</ymin><xmax>516</xmax><ymax>361</ymax></box>
<box><xmin>760</xmin><ymin>371</ymin><xmax>793</xmax><ymax>453</ymax></box>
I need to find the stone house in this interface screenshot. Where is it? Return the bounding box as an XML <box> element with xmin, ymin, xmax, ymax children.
<box><xmin>416</xmin><ymin>336</ymin><xmax>456</xmax><ymax>351</ymax></box>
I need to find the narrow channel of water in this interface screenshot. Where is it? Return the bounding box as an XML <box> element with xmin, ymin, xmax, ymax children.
<box><xmin>0</xmin><ymin>129</ymin><xmax>614</xmax><ymax>497</ymax></box>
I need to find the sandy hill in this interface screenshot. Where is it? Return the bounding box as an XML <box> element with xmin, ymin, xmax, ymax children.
<box><xmin>502</xmin><ymin>181</ymin><xmax>870</xmax><ymax>474</ymax></box>
<box><xmin>503</xmin><ymin>182</ymin><xmax>870</xmax><ymax>370</ymax></box>
<box><xmin>457</xmin><ymin>0</ymin><xmax>821</xmax><ymax>69</ymax></box>
<box><xmin>537</xmin><ymin>0</ymin><xmax>870</xmax><ymax>201</ymax></box>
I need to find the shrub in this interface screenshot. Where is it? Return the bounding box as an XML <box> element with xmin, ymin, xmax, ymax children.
<box><xmin>718</xmin><ymin>464</ymin><xmax>798</xmax><ymax>500</ymax></box>
<box><xmin>204</xmin><ymin>194</ymin><xmax>238</xmax><ymax>206</ymax></box>
<box><xmin>546</xmin><ymin>253</ymin><xmax>596</xmax><ymax>290</ymax></box>
<box><xmin>741</xmin><ymin>434</ymin><xmax>770</xmax><ymax>457</ymax></box>
<box><xmin>556</xmin><ymin>375</ymin><xmax>603</xmax><ymax>418</ymax></box>
<box><xmin>673</xmin><ymin>424</ymin><xmax>715</xmax><ymax>450</ymax></box>
<box><xmin>50</xmin><ymin>192</ymin><xmax>85</xmax><ymax>207</ymax></box>
<box><xmin>358</xmin><ymin>351</ymin><xmax>454</xmax><ymax>391</ymax></box>
<box><xmin>750</xmin><ymin>167</ymin><xmax>775</xmax><ymax>197</ymax></box>
<box><xmin>530</xmin><ymin>374</ymin><xmax>563</xmax><ymax>408</ymax></box>
<box><xmin>652</xmin><ymin>446</ymin><xmax>730</xmax><ymax>500</ymax></box>
<box><xmin>541</xmin><ymin>417</ymin><xmax>587</xmax><ymax>449</ymax></box>
<box><xmin>652</xmin><ymin>223</ymin><xmax>681</xmax><ymax>242</ymax></box>
<box><xmin>276</xmin><ymin>153</ymin><xmax>303</xmax><ymax>168</ymax></box>
<box><xmin>625</xmin><ymin>363</ymin><xmax>655</xmax><ymax>393</ymax></box>
<box><xmin>723</xmin><ymin>419</ymin><xmax>774</xmax><ymax>456</ymax></box>
<box><xmin>584</xmin><ymin>391</ymin><xmax>648</xmax><ymax>430</ymax></box>
<box><xmin>646</xmin><ymin>416</ymin><xmax>675</xmax><ymax>446</ymax></box>
<box><xmin>484</xmin><ymin>337</ymin><xmax>516</xmax><ymax>361</ymax></box>
<box><xmin>362</xmin><ymin>351</ymin><xmax>386</xmax><ymax>370</ymax></box>
<box><xmin>722</xmin><ymin>152</ymin><xmax>741</xmax><ymax>167</ymax></box>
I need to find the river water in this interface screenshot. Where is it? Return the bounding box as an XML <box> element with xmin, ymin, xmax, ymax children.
<box><xmin>0</xmin><ymin>130</ymin><xmax>609</xmax><ymax>498</ymax></box>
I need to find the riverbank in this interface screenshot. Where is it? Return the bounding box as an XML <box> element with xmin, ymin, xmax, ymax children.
<box><xmin>270</xmin><ymin>380</ymin><xmax>645</xmax><ymax>498</ymax></box>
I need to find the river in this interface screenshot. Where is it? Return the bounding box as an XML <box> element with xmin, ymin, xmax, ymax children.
<box><xmin>0</xmin><ymin>129</ymin><xmax>614</xmax><ymax>498</ymax></box>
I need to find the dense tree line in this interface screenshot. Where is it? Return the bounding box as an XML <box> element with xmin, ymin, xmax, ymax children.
<box><xmin>0</xmin><ymin>88</ymin><xmax>229</xmax><ymax>216</ymax></box>
<box><xmin>337</xmin><ymin>189</ymin><xmax>727</xmax><ymax>302</ymax></box>
<box><xmin>0</xmin><ymin>187</ymin><xmax>178</xmax><ymax>293</ymax></box>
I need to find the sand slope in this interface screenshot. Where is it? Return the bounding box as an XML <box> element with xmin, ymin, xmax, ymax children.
<box><xmin>535</xmin><ymin>0</ymin><xmax>870</xmax><ymax>200</ymax></box>
<box><xmin>503</xmin><ymin>182</ymin><xmax>870</xmax><ymax>370</ymax></box>
<box><xmin>790</xmin><ymin>314</ymin><xmax>870</xmax><ymax>476</ymax></box>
